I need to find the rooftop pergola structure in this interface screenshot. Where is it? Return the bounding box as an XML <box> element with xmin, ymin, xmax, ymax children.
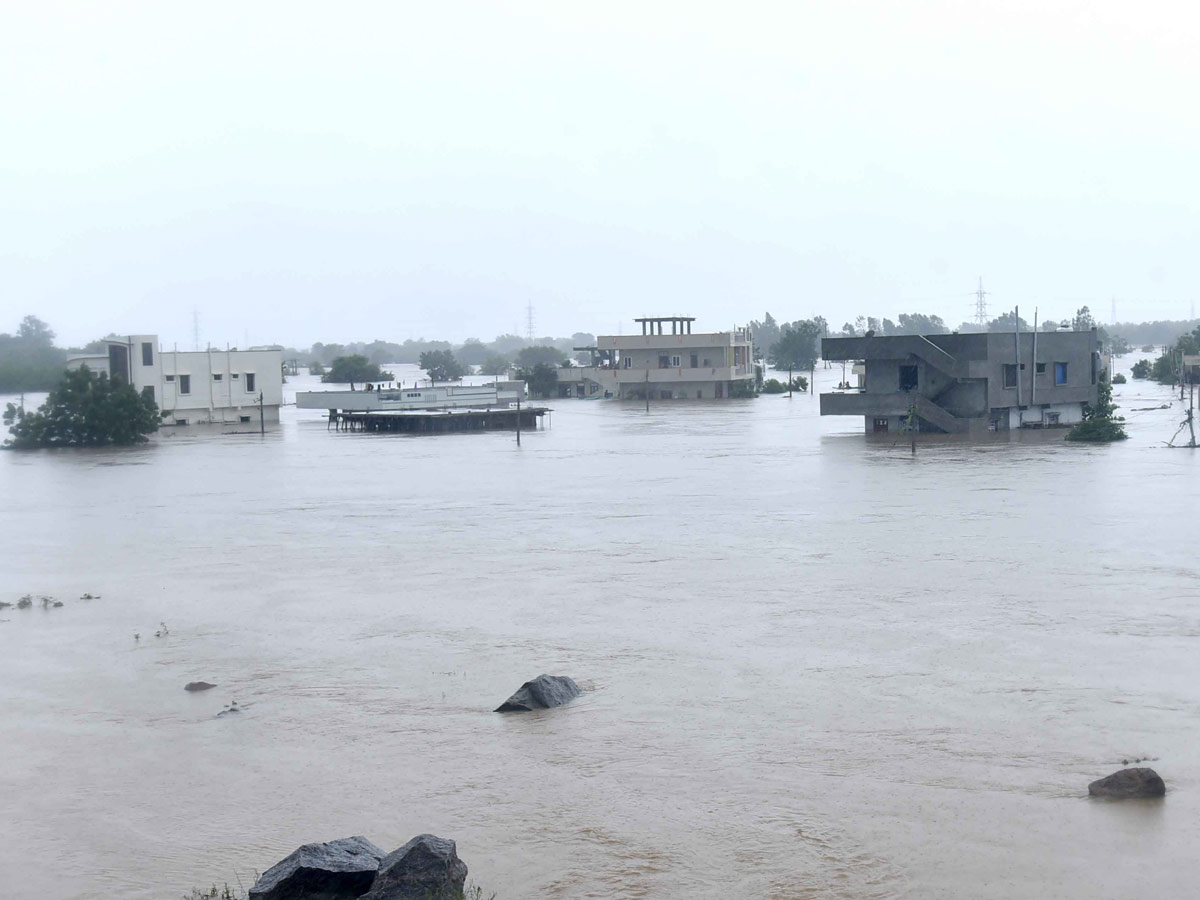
<box><xmin>634</xmin><ymin>316</ymin><xmax>696</xmax><ymax>335</ymax></box>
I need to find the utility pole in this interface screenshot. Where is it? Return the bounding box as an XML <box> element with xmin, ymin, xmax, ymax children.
<box><xmin>258</xmin><ymin>391</ymin><xmax>264</xmax><ymax>435</ymax></box>
<box><xmin>192</xmin><ymin>309</ymin><xmax>201</xmax><ymax>351</ymax></box>
<box><xmin>1189</xmin><ymin>380</ymin><xmax>1196</xmax><ymax>448</ymax></box>
<box><xmin>974</xmin><ymin>277</ymin><xmax>989</xmax><ymax>328</ymax></box>
<box><xmin>516</xmin><ymin>396</ymin><xmax>521</xmax><ymax>446</ymax></box>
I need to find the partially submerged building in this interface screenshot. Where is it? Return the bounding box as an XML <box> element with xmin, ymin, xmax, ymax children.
<box><xmin>558</xmin><ymin>316</ymin><xmax>754</xmax><ymax>399</ymax></box>
<box><xmin>68</xmin><ymin>336</ymin><xmax>284</xmax><ymax>426</ymax></box>
<box><xmin>820</xmin><ymin>330</ymin><xmax>1101</xmax><ymax>434</ymax></box>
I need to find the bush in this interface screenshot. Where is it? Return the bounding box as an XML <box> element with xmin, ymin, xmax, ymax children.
<box><xmin>1130</xmin><ymin>360</ymin><xmax>1151</xmax><ymax>379</ymax></box>
<box><xmin>761</xmin><ymin>378</ymin><xmax>787</xmax><ymax>393</ymax></box>
<box><xmin>1066</xmin><ymin>374</ymin><xmax>1127</xmax><ymax>442</ymax></box>
<box><xmin>1112</xmin><ymin>372</ymin><xmax>1127</xmax><ymax>384</ymax></box>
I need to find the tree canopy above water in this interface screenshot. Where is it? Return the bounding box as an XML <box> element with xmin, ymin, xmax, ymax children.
<box><xmin>3</xmin><ymin>365</ymin><xmax>159</xmax><ymax>449</ymax></box>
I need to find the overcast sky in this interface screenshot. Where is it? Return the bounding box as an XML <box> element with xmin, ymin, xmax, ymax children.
<box><xmin>3</xmin><ymin>1</ymin><xmax>1197</xmax><ymax>349</ymax></box>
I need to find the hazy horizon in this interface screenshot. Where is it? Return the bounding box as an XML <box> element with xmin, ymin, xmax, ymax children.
<box><xmin>3</xmin><ymin>1</ymin><xmax>1197</xmax><ymax>349</ymax></box>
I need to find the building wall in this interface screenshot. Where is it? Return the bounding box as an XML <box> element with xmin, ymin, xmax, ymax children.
<box><xmin>72</xmin><ymin>336</ymin><xmax>284</xmax><ymax>426</ymax></box>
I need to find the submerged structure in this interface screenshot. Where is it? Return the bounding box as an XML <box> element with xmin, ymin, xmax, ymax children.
<box><xmin>295</xmin><ymin>382</ymin><xmax>545</xmax><ymax>434</ymax></box>
<box><xmin>820</xmin><ymin>330</ymin><xmax>1101</xmax><ymax>434</ymax></box>
<box><xmin>68</xmin><ymin>335</ymin><xmax>284</xmax><ymax>426</ymax></box>
<box><xmin>558</xmin><ymin>316</ymin><xmax>754</xmax><ymax>399</ymax></box>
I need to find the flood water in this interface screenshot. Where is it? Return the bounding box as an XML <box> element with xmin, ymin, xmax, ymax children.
<box><xmin>2</xmin><ymin>358</ymin><xmax>1198</xmax><ymax>899</ymax></box>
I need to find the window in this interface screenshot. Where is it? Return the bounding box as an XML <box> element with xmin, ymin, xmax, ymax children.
<box><xmin>213</xmin><ymin>373</ymin><xmax>223</xmax><ymax>381</ymax></box>
<box><xmin>245</xmin><ymin>373</ymin><xmax>256</xmax><ymax>392</ymax></box>
<box><xmin>179</xmin><ymin>374</ymin><xmax>191</xmax><ymax>394</ymax></box>
<box><xmin>165</xmin><ymin>374</ymin><xmax>175</xmax><ymax>382</ymax></box>
<box><xmin>231</xmin><ymin>373</ymin><xmax>240</xmax><ymax>379</ymax></box>
<box><xmin>658</xmin><ymin>355</ymin><xmax>670</xmax><ymax>369</ymax></box>
<box><xmin>141</xmin><ymin>386</ymin><xmax>155</xmax><ymax>402</ymax></box>
<box><xmin>1003</xmin><ymin>364</ymin><xmax>1018</xmax><ymax>388</ymax></box>
<box><xmin>141</xmin><ymin>342</ymin><xmax>154</xmax><ymax>366</ymax></box>
<box><xmin>690</xmin><ymin>354</ymin><xmax>698</xmax><ymax>368</ymax></box>
<box><xmin>623</xmin><ymin>357</ymin><xmax>633</xmax><ymax>369</ymax></box>
<box><xmin>239</xmin><ymin>415</ymin><xmax>251</xmax><ymax>423</ymax></box>
<box><xmin>1035</xmin><ymin>362</ymin><xmax>1046</xmax><ymax>375</ymax></box>
<box><xmin>671</xmin><ymin>355</ymin><xmax>681</xmax><ymax>367</ymax></box>
<box><xmin>1055</xmin><ymin>362</ymin><xmax>1068</xmax><ymax>385</ymax></box>
<box><xmin>174</xmin><ymin>418</ymin><xmax>188</xmax><ymax>426</ymax></box>
<box><xmin>1045</xmin><ymin>412</ymin><xmax>1060</xmax><ymax>425</ymax></box>
<box><xmin>899</xmin><ymin>365</ymin><xmax>918</xmax><ymax>392</ymax></box>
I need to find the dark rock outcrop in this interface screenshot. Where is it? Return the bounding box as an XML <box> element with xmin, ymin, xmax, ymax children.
<box><xmin>184</xmin><ymin>681</ymin><xmax>217</xmax><ymax>692</ymax></box>
<box><xmin>1088</xmin><ymin>767</ymin><xmax>1166</xmax><ymax>798</ymax></box>
<box><xmin>362</xmin><ymin>834</ymin><xmax>467</xmax><ymax>900</ymax></box>
<box><xmin>248</xmin><ymin>835</ymin><xmax>385</xmax><ymax>900</ymax></box>
<box><xmin>495</xmin><ymin>674</ymin><xmax>582</xmax><ymax>712</ymax></box>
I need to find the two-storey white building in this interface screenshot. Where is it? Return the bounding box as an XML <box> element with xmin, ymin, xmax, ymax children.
<box><xmin>68</xmin><ymin>335</ymin><xmax>284</xmax><ymax>426</ymax></box>
<box><xmin>560</xmin><ymin>316</ymin><xmax>755</xmax><ymax>399</ymax></box>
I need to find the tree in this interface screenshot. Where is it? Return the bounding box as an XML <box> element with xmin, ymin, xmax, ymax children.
<box><xmin>895</xmin><ymin>313</ymin><xmax>949</xmax><ymax>335</ymax></box>
<box><xmin>770</xmin><ymin>322</ymin><xmax>821</xmax><ymax>371</ymax></box>
<box><xmin>0</xmin><ymin>315</ymin><xmax>68</xmax><ymax>392</ymax></box>
<box><xmin>322</xmin><ymin>354</ymin><xmax>392</xmax><ymax>388</ymax></box>
<box><xmin>480</xmin><ymin>354</ymin><xmax>510</xmax><ymax>377</ymax></box>
<box><xmin>3</xmin><ymin>365</ymin><xmax>159</xmax><ymax>448</ymax></box>
<box><xmin>515</xmin><ymin>345</ymin><xmax>568</xmax><ymax>368</ymax></box>
<box><xmin>1073</xmin><ymin>306</ymin><xmax>1097</xmax><ymax>331</ymax></box>
<box><xmin>308</xmin><ymin>360</ymin><xmax>326</xmax><ymax>376</ymax></box>
<box><xmin>517</xmin><ymin>363</ymin><xmax>558</xmax><ymax>399</ymax></box>
<box><xmin>456</xmin><ymin>339</ymin><xmax>489</xmax><ymax>366</ymax></box>
<box><xmin>418</xmin><ymin>349</ymin><xmax>465</xmax><ymax>383</ymax></box>
<box><xmin>1066</xmin><ymin>373</ymin><xmax>1127</xmax><ymax>442</ymax></box>
<box><xmin>1130</xmin><ymin>359</ymin><xmax>1152</xmax><ymax>379</ymax></box>
<box><xmin>988</xmin><ymin>312</ymin><xmax>1030</xmax><ymax>332</ymax></box>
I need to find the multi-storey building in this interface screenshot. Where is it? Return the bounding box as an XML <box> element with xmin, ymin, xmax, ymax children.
<box><xmin>559</xmin><ymin>316</ymin><xmax>755</xmax><ymax>399</ymax></box>
<box><xmin>820</xmin><ymin>330</ymin><xmax>1101</xmax><ymax>434</ymax></box>
<box><xmin>68</xmin><ymin>335</ymin><xmax>283</xmax><ymax>426</ymax></box>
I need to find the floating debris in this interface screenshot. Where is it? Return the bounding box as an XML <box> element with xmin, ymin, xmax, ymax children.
<box><xmin>79</xmin><ymin>593</ymin><xmax>100</xmax><ymax>600</ymax></box>
<box><xmin>134</xmin><ymin>633</ymin><xmax>140</xmax><ymax>641</ymax></box>
<box><xmin>17</xmin><ymin>596</ymin><xmax>33</xmax><ymax>610</ymax></box>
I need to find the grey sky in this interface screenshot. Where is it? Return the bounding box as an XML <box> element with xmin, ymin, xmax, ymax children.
<box><xmin>3</xmin><ymin>1</ymin><xmax>1197</xmax><ymax>349</ymax></box>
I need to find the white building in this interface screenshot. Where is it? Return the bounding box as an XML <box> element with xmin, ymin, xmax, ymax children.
<box><xmin>68</xmin><ymin>335</ymin><xmax>284</xmax><ymax>426</ymax></box>
<box><xmin>559</xmin><ymin>316</ymin><xmax>755</xmax><ymax>399</ymax></box>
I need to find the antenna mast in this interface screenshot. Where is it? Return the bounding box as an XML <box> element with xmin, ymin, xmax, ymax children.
<box><xmin>525</xmin><ymin>302</ymin><xmax>535</xmax><ymax>344</ymax></box>
<box><xmin>192</xmin><ymin>308</ymin><xmax>201</xmax><ymax>351</ymax></box>
<box><xmin>974</xmin><ymin>278</ymin><xmax>989</xmax><ymax>328</ymax></box>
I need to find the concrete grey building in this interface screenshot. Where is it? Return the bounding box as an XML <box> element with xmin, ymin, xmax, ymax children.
<box><xmin>558</xmin><ymin>316</ymin><xmax>755</xmax><ymax>399</ymax></box>
<box><xmin>820</xmin><ymin>330</ymin><xmax>1101</xmax><ymax>434</ymax></box>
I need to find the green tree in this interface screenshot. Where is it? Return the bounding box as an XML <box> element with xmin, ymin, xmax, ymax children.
<box><xmin>1066</xmin><ymin>373</ymin><xmax>1127</xmax><ymax>442</ymax></box>
<box><xmin>518</xmin><ymin>363</ymin><xmax>558</xmax><ymax>399</ymax></box>
<box><xmin>419</xmin><ymin>349</ymin><xmax>465</xmax><ymax>383</ymax></box>
<box><xmin>322</xmin><ymin>354</ymin><xmax>392</xmax><ymax>388</ymax></box>
<box><xmin>988</xmin><ymin>312</ymin><xmax>1031</xmax><ymax>332</ymax></box>
<box><xmin>895</xmin><ymin>313</ymin><xmax>949</xmax><ymax>335</ymax></box>
<box><xmin>1130</xmin><ymin>359</ymin><xmax>1152</xmax><ymax>379</ymax></box>
<box><xmin>456</xmin><ymin>339</ymin><xmax>489</xmax><ymax>366</ymax></box>
<box><xmin>480</xmin><ymin>354</ymin><xmax>510</xmax><ymax>377</ymax></box>
<box><xmin>770</xmin><ymin>322</ymin><xmax>821</xmax><ymax>371</ymax></box>
<box><xmin>4</xmin><ymin>366</ymin><xmax>159</xmax><ymax>448</ymax></box>
<box><xmin>515</xmin><ymin>345</ymin><xmax>568</xmax><ymax>368</ymax></box>
<box><xmin>0</xmin><ymin>315</ymin><xmax>68</xmax><ymax>392</ymax></box>
<box><xmin>1073</xmin><ymin>306</ymin><xmax>1097</xmax><ymax>331</ymax></box>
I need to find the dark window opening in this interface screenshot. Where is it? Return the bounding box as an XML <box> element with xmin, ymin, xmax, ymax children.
<box><xmin>231</xmin><ymin>373</ymin><xmax>240</xmax><ymax>379</ymax></box>
<box><xmin>1055</xmin><ymin>362</ymin><xmax>1068</xmax><ymax>385</ymax></box>
<box><xmin>141</xmin><ymin>342</ymin><xmax>154</xmax><ymax>366</ymax></box>
<box><xmin>174</xmin><ymin>418</ymin><xmax>188</xmax><ymax>426</ymax></box>
<box><xmin>690</xmin><ymin>354</ymin><xmax>698</xmax><ymax>368</ymax></box>
<box><xmin>873</xmin><ymin>418</ymin><xmax>889</xmax><ymax>433</ymax></box>
<box><xmin>1003</xmin><ymin>364</ymin><xmax>1018</xmax><ymax>388</ymax></box>
<box><xmin>179</xmin><ymin>374</ymin><xmax>191</xmax><ymax>394</ymax></box>
<box><xmin>1036</xmin><ymin>362</ymin><xmax>1046</xmax><ymax>375</ymax></box>
<box><xmin>245</xmin><ymin>373</ymin><xmax>256</xmax><ymax>392</ymax></box>
<box><xmin>658</xmin><ymin>355</ymin><xmax>670</xmax><ymax>369</ymax></box>
<box><xmin>165</xmin><ymin>374</ymin><xmax>175</xmax><ymax>382</ymax></box>
<box><xmin>899</xmin><ymin>365</ymin><xmax>918</xmax><ymax>392</ymax></box>
<box><xmin>239</xmin><ymin>415</ymin><xmax>251</xmax><ymax>423</ymax></box>
<box><xmin>213</xmin><ymin>373</ymin><xmax>223</xmax><ymax>381</ymax></box>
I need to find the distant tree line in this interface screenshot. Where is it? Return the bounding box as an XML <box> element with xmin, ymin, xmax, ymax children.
<box><xmin>1130</xmin><ymin>322</ymin><xmax>1200</xmax><ymax>384</ymax></box>
<box><xmin>0</xmin><ymin>316</ymin><xmax>69</xmax><ymax>392</ymax></box>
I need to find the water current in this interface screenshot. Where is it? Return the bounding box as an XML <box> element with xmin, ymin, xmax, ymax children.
<box><xmin>1</xmin><ymin>356</ymin><xmax>1197</xmax><ymax>899</ymax></box>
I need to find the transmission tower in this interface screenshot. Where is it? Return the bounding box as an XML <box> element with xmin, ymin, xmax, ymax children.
<box><xmin>525</xmin><ymin>302</ymin><xmax>535</xmax><ymax>344</ymax></box>
<box><xmin>974</xmin><ymin>278</ymin><xmax>989</xmax><ymax>328</ymax></box>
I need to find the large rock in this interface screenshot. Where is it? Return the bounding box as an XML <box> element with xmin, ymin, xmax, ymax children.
<box><xmin>248</xmin><ymin>835</ymin><xmax>385</xmax><ymax>900</ymax></box>
<box><xmin>494</xmin><ymin>674</ymin><xmax>582</xmax><ymax>712</ymax></box>
<box><xmin>362</xmin><ymin>834</ymin><xmax>467</xmax><ymax>900</ymax></box>
<box><xmin>184</xmin><ymin>681</ymin><xmax>217</xmax><ymax>692</ymax></box>
<box><xmin>1088</xmin><ymin>767</ymin><xmax>1166</xmax><ymax>799</ymax></box>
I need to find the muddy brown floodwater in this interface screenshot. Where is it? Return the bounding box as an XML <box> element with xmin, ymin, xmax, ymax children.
<box><xmin>1</xmin><ymin>357</ymin><xmax>1197</xmax><ymax>899</ymax></box>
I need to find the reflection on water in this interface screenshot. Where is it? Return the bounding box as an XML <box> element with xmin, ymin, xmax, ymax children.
<box><xmin>1</xmin><ymin>360</ymin><xmax>1198</xmax><ymax>899</ymax></box>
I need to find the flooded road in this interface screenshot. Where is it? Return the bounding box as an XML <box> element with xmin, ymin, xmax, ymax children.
<box><xmin>2</xmin><ymin>360</ymin><xmax>1198</xmax><ymax>899</ymax></box>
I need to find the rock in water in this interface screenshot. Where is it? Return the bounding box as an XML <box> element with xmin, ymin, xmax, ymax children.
<box><xmin>184</xmin><ymin>681</ymin><xmax>217</xmax><ymax>692</ymax></box>
<box><xmin>1088</xmin><ymin>767</ymin><xmax>1166</xmax><ymax>798</ymax></box>
<box><xmin>362</xmin><ymin>835</ymin><xmax>467</xmax><ymax>900</ymax></box>
<box><xmin>248</xmin><ymin>835</ymin><xmax>385</xmax><ymax>900</ymax></box>
<box><xmin>495</xmin><ymin>674</ymin><xmax>582</xmax><ymax>712</ymax></box>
